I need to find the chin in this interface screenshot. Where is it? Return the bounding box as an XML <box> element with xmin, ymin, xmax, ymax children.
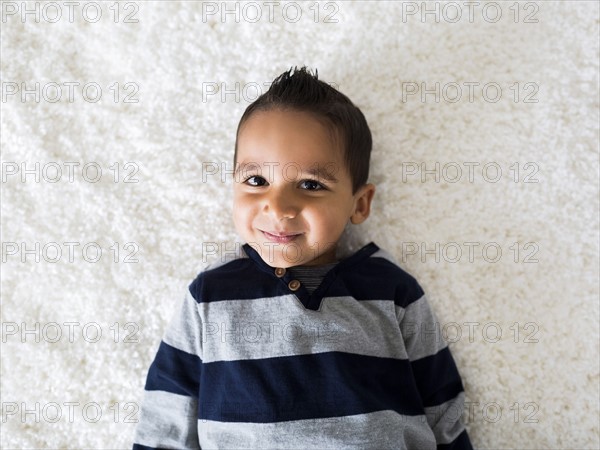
<box><xmin>262</xmin><ymin>252</ymin><xmax>300</xmax><ymax>268</ymax></box>
<box><xmin>253</xmin><ymin>247</ymin><xmax>303</xmax><ymax>268</ymax></box>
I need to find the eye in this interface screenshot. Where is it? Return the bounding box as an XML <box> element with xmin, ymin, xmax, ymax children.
<box><xmin>299</xmin><ymin>179</ymin><xmax>326</xmax><ymax>191</ymax></box>
<box><xmin>244</xmin><ymin>175</ymin><xmax>268</xmax><ymax>187</ymax></box>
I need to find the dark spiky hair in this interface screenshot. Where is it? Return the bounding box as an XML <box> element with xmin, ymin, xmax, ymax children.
<box><xmin>233</xmin><ymin>66</ymin><xmax>372</xmax><ymax>194</ymax></box>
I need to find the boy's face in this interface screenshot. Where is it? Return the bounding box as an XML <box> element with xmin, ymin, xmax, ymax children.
<box><xmin>233</xmin><ymin>108</ymin><xmax>375</xmax><ymax>268</ymax></box>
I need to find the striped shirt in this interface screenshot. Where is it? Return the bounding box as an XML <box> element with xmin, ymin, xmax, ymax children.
<box><xmin>133</xmin><ymin>242</ymin><xmax>472</xmax><ymax>449</ymax></box>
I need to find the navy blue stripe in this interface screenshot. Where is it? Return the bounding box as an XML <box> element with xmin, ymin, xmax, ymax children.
<box><xmin>438</xmin><ymin>429</ymin><xmax>473</xmax><ymax>450</ymax></box>
<box><xmin>189</xmin><ymin>258</ymin><xmax>291</xmax><ymax>303</ymax></box>
<box><xmin>133</xmin><ymin>445</ymin><xmax>168</xmax><ymax>450</ymax></box>
<box><xmin>198</xmin><ymin>351</ymin><xmax>424</xmax><ymax>422</ymax></box>
<box><xmin>189</xmin><ymin>243</ymin><xmax>423</xmax><ymax>308</ymax></box>
<box><xmin>411</xmin><ymin>347</ymin><xmax>464</xmax><ymax>407</ymax></box>
<box><xmin>145</xmin><ymin>341</ymin><xmax>201</xmax><ymax>398</ymax></box>
<box><xmin>326</xmin><ymin>256</ymin><xmax>424</xmax><ymax>307</ymax></box>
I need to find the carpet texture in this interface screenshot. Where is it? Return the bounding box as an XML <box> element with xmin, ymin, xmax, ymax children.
<box><xmin>1</xmin><ymin>1</ymin><xmax>598</xmax><ymax>448</ymax></box>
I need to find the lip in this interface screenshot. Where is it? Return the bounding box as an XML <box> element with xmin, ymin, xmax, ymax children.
<box><xmin>260</xmin><ymin>230</ymin><xmax>303</xmax><ymax>244</ymax></box>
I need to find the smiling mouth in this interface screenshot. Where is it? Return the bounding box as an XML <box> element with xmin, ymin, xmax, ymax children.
<box><xmin>260</xmin><ymin>230</ymin><xmax>303</xmax><ymax>244</ymax></box>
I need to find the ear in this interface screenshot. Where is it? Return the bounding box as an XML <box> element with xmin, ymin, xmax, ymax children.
<box><xmin>350</xmin><ymin>183</ymin><xmax>376</xmax><ymax>224</ymax></box>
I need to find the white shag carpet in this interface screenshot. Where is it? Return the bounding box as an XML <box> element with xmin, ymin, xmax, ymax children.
<box><xmin>1</xmin><ymin>1</ymin><xmax>598</xmax><ymax>449</ymax></box>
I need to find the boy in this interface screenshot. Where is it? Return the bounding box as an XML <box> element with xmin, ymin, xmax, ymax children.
<box><xmin>133</xmin><ymin>67</ymin><xmax>473</xmax><ymax>449</ymax></box>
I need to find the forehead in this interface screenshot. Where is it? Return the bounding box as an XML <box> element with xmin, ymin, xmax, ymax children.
<box><xmin>237</xmin><ymin>109</ymin><xmax>344</xmax><ymax>166</ymax></box>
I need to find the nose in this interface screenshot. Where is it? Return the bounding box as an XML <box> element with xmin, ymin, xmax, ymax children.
<box><xmin>263</xmin><ymin>188</ymin><xmax>299</xmax><ymax>221</ymax></box>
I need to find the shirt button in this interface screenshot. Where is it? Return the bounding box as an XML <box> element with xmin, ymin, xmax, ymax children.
<box><xmin>288</xmin><ymin>279</ymin><xmax>301</xmax><ymax>291</ymax></box>
<box><xmin>275</xmin><ymin>268</ymin><xmax>286</xmax><ymax>277</ymax></box>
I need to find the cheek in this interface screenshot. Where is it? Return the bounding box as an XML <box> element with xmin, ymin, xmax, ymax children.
<box><xmin>305</xmin><ymin>203</ymin><xmax>350</xmax><ymax>232</ymax></box>
<box><xmin>232</xmin><ymin>194</ymin><xmax>247</xmax><ymax>226</ymax></box>
<box><xmin>233</xmin><ymin>193</ymin><xmax>257</xmax><ymax>225</ymax></box>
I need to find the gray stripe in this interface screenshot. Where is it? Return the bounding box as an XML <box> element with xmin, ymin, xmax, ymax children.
<box><xmin>163</xmin><ymin>290</ymin><xmax>203</xmax><ymax>358</ymax></box>
<box><xmin>134</xmin><ymin>390</ymin><xmax>200</xmax><ymax>449</ymax></box>
<box><xmin>197</xmin><ymin>410</ymin><xmax>436</xmax><ymax>449</ymax></box>
<box><xmin>396</xmin><ymin>295</ymin><xmax>448</xmax><ymax>361</ymax></box>
<box><xmin>161</xmin><ymin>292</ymin><xmax>447</xmax><ymax>364</ymax></box>
<box><xmin>424</xmin><ymin>392</ymin><xmax>467</xmax><ymax>444</ymax></box>
<box><xmin>197</xmin><ymin>295</ymin><xmax>408</xmax><ymax>363</ymax></box>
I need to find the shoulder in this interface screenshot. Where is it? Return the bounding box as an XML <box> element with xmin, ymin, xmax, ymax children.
<box><xmin>187</xmin><ymin>243</ymin><xmax>255</xmax><ymax>302</ymax></box>
<box><xmin>340</xmin><ymin>243</ymin><xmax>425</xmax><ymax>307</ymax></box>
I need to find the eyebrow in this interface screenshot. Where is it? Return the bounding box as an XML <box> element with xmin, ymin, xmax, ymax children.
<box><xmin>234</xmin><ymin>161</ymin><xmax>260</xmax><ymax>176</ymax></box>
<box><xmin>304</xmin><ymin>166</ymin><xmax>339</xmax><ymax>183</ymax></box>
<box><xmin>233</xmin><ymin>161</ymin><xmax>339</xmax><ymax>183</ymax></box>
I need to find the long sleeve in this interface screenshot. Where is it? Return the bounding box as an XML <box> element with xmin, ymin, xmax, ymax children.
<box><xmin>133</xmin><ymin>289</ymin><xmax>203</xmax><ymax>450</ymax></box>
<box><xmin>398</xmin><ymin>289</ymin><xmax>473</xmax><ymax>450</ymax></box>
